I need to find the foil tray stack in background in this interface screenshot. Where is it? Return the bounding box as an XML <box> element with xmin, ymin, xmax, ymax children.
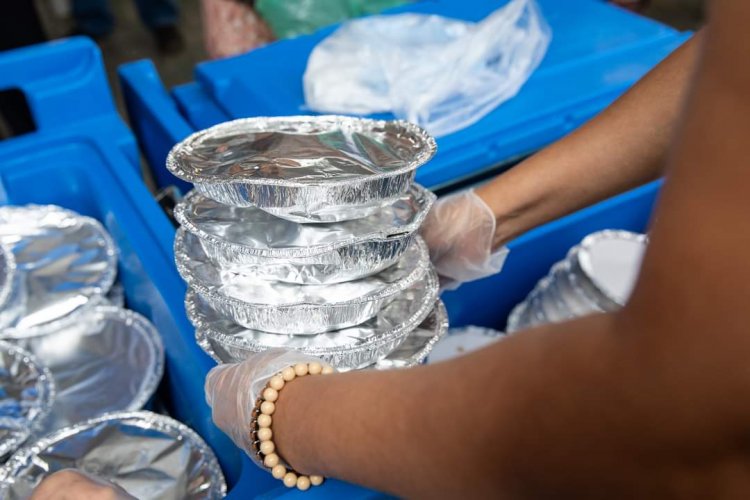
<box><xmin>507</xmin><ymin>230</ymin><xmax>647</xmax><ymax>333</ymax></box>
<box><xmin>169</xmin><ymin>116</ymin><xmax>448</xmax><ymax>370</ymax></box>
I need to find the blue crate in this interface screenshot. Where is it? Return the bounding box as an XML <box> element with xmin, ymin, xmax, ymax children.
<box><xmin>119</xmin><ymin>0</ymin><xmax>688</xmax><ymax>192</ymax></box>
<box><xmin>0</xmin><ymin>37</ymin><xmax>140</xmax><ymax>174</ymax></box>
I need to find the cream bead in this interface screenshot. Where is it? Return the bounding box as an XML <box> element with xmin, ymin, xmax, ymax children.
<box><xmin>281</xmin><ymin>367</ymin><xmax>296</xmax><ymax>382</ymax></box>
<box><xmin>263</xmin><ymin>453</ymin><xmax>280</xmax><ymax>468</ymax></box>
<box><xmin>257</xmin><ymin>427</ymin><xmax>272</xmax><ymax>441</ymax></box>
<box><xmin>294</xmin><ymin>363</ymin><xmax>309</xmax><ymax>376</ymax></box>
<box><xmin>262</xmin><ymin>387</ymin><xmax>279</xmax><ymax>403</ymax></box>
<box><xmin>271</xmin><ymin>465</ymin><xmax>287</xmax><ymax>480</ymax></box>
<box><xmin>283</xmin><ymin>472</ymin><xmax>298</xmax><ymax>488</ymax></box>
<box><xmin>296</xmin><ymin>476</ymin><xmax>311</xmax><ymax>491</ymax></box>
<box><xmin>308</xmin><ymin>362</ymin><xmax>322</xmax><ymax>375</ymax></box>
<box><xmin>321</xmin><ymin>364</ymin><xmax>334</xmax><ymax>374</ymax></box>
<box><xmin>257</xmin><ymin>414</ymin><xmax>272</xmax><ymax>428</ymax></box>
<box><xmin>310</xmin><ymin>475</ymin><xmax>324</xmax><ymax>486</ymax></box>
<box><xmin>269</xmin><ymin>375</ymin><xmax>285</xmax><ymax>391</ymax></box>
<box><xmin>260</xmin><ymin>401</ymin><xmax>275</xmax><ymax>415</ymax></box>
<box><xmin>259</xmin><ymin>440</ymin><xmax>275</xmax><ymax>455</ymax></box>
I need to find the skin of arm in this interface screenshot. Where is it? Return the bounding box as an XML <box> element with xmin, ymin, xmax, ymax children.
<box><xmin>271</xmin><ymin>3</ymin><xmax>750</xmax><ymax>498</ymax></box>
<box><xmin>476</xmin><ymin>31</ymin><xmax>701</xmax><ymax>249</ymax></box>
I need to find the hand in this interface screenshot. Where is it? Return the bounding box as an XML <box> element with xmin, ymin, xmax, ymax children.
<box><xmin>31</xmin><ymin>469</ymin><xmax>134</xmax><ymax>500</ymax></box>
<box><xmin>205</xmin><ymin>350</ymin><xmax>325</xmax><ymax>459</ymax></box>
<box><xmin>421</xmin><ymin>189</ymin><xmax>508</xmax><ymax>289</ymax></box>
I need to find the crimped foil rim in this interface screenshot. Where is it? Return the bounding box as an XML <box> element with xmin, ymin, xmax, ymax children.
<box><xmin>166</xmin><ymin>116</ymin><xmax>437</xmax><ymax>188</ymax></box>
<box><xmin>575</xmin><ymin>229</ymin><xmax>648</xmax><ymax>307</ymax></box>
<box><xmin>1</xmin><ymin>410</ymin><xmax>227</xmax><ymax>498</ymax></box>
<box><xmin>0</xmin><ymin>341</ymin><xmax>56</xmax><ymax>458</ymax></box>
<box><xmin>175</xmin><ymin>230</ymin><xmax>431</xmax><ymax>310</ymax></box>
<box><xmin>374</xmin><ymin>300</ymin><xmax>449</xmax><ymax>369</ymax></box>
<box><xmin>187</xmin><ymin>268</ymin><xmax>439</xmax><ymax>356</ymax></box>
<box><xmin>0</xmin><ymin>205</ymin><xmax>118</xmax><ymax>339</ymax></box>
<box><xmin>0</xmin><ymin>244</ymin><xmax>17</xmax><ymax>314</ymax></box>
<box><xmin>173</xmin><ymin>185</ymin><xmax>436</xmax><ymax>259</ymax></box>
<box><xmin>83</xmin><ymin>306</ymin><xmax>166</xmax><ymax>414</ymax></box>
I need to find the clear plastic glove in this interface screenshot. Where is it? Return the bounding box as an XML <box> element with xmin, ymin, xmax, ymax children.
<box><xmin>31</xmin><ymin>469</ymin><xmax>135</xmax><ymax>500</ymax></box>
<box><xmin>205</xmin><ymin>350</ymin><xmax>324</xmax><ymax>459</ymax></box>
<box><xmin>421</xmin><ymin>189</ymin><xmax>509</xmax><ymax>289</ymax></box>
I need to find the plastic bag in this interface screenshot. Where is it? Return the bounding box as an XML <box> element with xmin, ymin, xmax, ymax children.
<box><xmin>256</xmin><ymin>0</ymin><xmax>411</xmax><ymax>39</ymax></box>
<box><xmin>303</xmin><ymin>0</ymin><xmax>551</xmax><ymax>137</ymax></box>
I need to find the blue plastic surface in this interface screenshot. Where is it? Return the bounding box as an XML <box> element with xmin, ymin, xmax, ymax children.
<box><xmin>119</xmin><ymin>0</ymin><xmax>688</xmax><ymax>192</ymax></box>
<box><xmin>194</xmin><ymin>0</ymin><xmax>689</xmax><ymax>188</ymax></box>
<box><xmin>0</xmin><ymin>37</ymin><xmax>140</xmax><ymax>174</ymax></box>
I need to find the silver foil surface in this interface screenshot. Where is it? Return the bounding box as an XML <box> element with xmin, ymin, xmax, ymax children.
<box><xmin>166</xmin><ymin>116</ymin><xmax>437</xmax><ymax>223</ymax></box>
<box><xmin>0</xmin><ymin>410</ymin><xmax>227</xmax><ymax>499</ymax></box>
<box><xmin>0</xmin><ymin>205</ymin><xmax>117</xmax><ymax>339</ymax></box>
<box><xmin>188</xmin><ymin>269</ymin><xmax>439</xmax><ymax>370</ymax></box>
<box><xmin>177</xmin><ymin>229</ymin><xmax>432</xmax><ymax>334</ymax></box>
<box><xmin>0</xmin><ymin>244</ymin><xmax>23</xmax><ymax>330</ymax></box>
<box><xmin>11</xmin><ymin>306</ymin><xmax>164</xmax><ymax>436</ymax></box>
<box><xmin>427</xmin><ymin>326</ymin><xmax>505</xmax><ymax>364</ymax></box>
<box><xmin>174</xmin><ymin>184</ymin><xmax>436</xmax><ymax>285</ymax></box>
<box><xmin>371</xmin><ymin>300</ymin><xmax>448</xmax><ymax>370</ymax></box>
<box><xmin>507</xmin><ymin>230</ymin><xmax>647</xmax><ymax>333</ymax></box>
<box><xmin>0</xmin><ymin>342</ymin><xmax>54</xmax><ymax>459</ymax></box>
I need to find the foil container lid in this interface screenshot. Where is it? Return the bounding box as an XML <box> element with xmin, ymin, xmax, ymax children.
<box><xmin>188</xmin><ymin>268</ymin><xmax>439</xmax><ymax>369</ymax></box>
<box><xmin>372</xmin><ymin>300</ymin><xmax>448</xmax><ymax>370</ymax></box>
<box><xmin>0</xmin><ymin>410</ymin><xmax>227</xmax><ymax>499</ymax></box>
<box><xmin>574</xmin><ymin>230</ymin><xmax>647</xmax><ymax>307</ymax></box>
<box><xmin>11</xmin><ymin>306</ymin><xmax>164</xmax><ymax>436</ymax></box>
<box><xmin>427</xmin><ymin>326</ymin><xmax>505</xmax><ymax>363</ymax></box>
<box><xmin>174</xmin><ymin>184</ymin><xmax>436</xmax><ymax>260</ymax></box>
<box><xmin>167</xmin><ymin>116</ymin><xmax>436</xmax><ymax>188</ymax></box>
<box><xmin>0</xmin><ymin>341</ymin><xmax>55</xmax><ymax>459</ymax></box>
<box><xmin>166</xmin><ymin>116</ymin><xmax>437</xmax><ymax>222</ymax></box>
<box><xmin>0</xmin><ymin>205</ymin><xmax>118</xmax><ymax>339</ymax></box>
<box><xmin>0</xmin><ymin>244</ymin><xmax>23</xmax><ymax>330</ymax></box>
<box><xmin>176</xmin><ymin>229</ymin><xmax>432</xmax><ymax>334</ymax></box>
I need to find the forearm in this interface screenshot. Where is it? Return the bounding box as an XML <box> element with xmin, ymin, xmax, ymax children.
<box><xmin>274</xmin><ymin>312</ymin><xmax>743</xmax><ymax>498</ymax></box>
<box><xmin>477</xmin><ymin>33</ymin><xmax>700</xmax><ymax>248</ymax></box>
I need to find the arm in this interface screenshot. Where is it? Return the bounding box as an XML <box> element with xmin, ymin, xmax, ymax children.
<box><xmin>477</xmin><ymin>31</ymin><xmax>700</xmax><ymax>248</ymax></box>
<box><xmin>271</xmin><ymin>4</ymin><xmax>750</xmax><ymax>497</ymax></box>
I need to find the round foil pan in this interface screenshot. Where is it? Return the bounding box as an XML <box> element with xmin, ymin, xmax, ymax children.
<box><xmin>0</xmin><ymin>244</ymin><xmax>24</xmax><ymax>330</ymax></box>
<box><xmin>166</xmin><ymin>116</ymin><xmax>437</xmax><ymax>223</ymax></box>
<box><xmin>188</xmin><ymin>269</ymin><xmax>439</xmax><ymax>370</ymax></box>
<box><xmin>174</xmin><ymin>184</ymin><xmax>436</xmax><ymax>285</ymax></box>
<box><xmin>506</xmin><ymin>230</ymin><xmax>647</xmax><ymax>333</ymax></box>
<box><xmin>427</xmin><ymin>326</ymin><xmax>505</xmax><ymax>364</ymax></box>
<box><xmin>176</xmin><ymin>229</ymin><xmax>432</xmax><ymax>334</ymax></box>
<box><xmin>0</xmin><ymin>410</ymin><xmax>227</xmax><ymax>499</ymax></box>
<box><xmin>0</xmin><ymin>205</ymin><xmax>117</xmax><ymax>339</ymax></box>
<box><xmin>370</xmin><ymin>300</ymin><xmax>448</xmax><ymax>370</ymax></box>
<box><xmin>0</xmin><ymin>341</ymin><xmax>54</xmax><ymax>459</ymax></box>
<box><xmin>11</xmin><ymin>306</ymin><xmax>164</xmax><ymax>436</ymax></box>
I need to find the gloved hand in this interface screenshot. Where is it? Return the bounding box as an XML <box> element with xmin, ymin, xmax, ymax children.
<box><xmin>31</xmin><ymin>469</ymin><xmax>135</xmax><ymax>500</ymax></box>
<box><xmin>205</xmin><ymin>350</ymin><xmax>325</xmax><ymax>461</ymax></box>
<box><xmin>421</xmin><ymin>189</ymin><xmax>509</xmax><ymax>289</ymax></box>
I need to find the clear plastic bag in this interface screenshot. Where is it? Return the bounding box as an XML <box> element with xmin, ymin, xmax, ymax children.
<box><xmin>303</xmin><ymin>0</ymin><xmax>551</xmax><ymax>137</ymax></box>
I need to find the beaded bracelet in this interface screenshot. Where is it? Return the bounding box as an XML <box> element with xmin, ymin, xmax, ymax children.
<box><xmin>250</xmin><ymin>361</ymin><xmax>335</xmax><ymax>491</ymax></box>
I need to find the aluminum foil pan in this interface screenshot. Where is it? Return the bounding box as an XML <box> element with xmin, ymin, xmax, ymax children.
<box><xmin>370</xmin><ymin>300</ymin><xmax>448</xmax><ymax>370</ymax></box>
<box><xmin>177</xmin><ymin>229</ymin><xmax>432</xmax><ymax>334</ymax></box>
<box><xmin>0</xmin><ymin>244</ymin><xmax>24</xmax><ymax>330</ymax></box>
<box><xmin>188</xmin><ymin>269</ymin><xmax>439</xmax><ymax>370</ymax></box>
<box><xmin>427</xmin><ymin>326</ymin><xmax>505</xmax><ymax>364</ymax></box>
<box><xmin>174</xmin><ymin>184</ymin><xmax>436</xmax><ymax>285</ymax></box>
<box><xmin>507</xmin><ymin>230</ymin><xmax>647</xmax><ymax>333</ymax></box>
<box><xmin>0</xmin><ymin>205</ymin><xmax>117</xmax><ymax>339</ymax></box>
<box><xmin>11</xmin><ymin>306</ymin><xmax>164</xmax><ymax>436</ymax></box>
<box><xmin>166</xmin><ymin>116</ymin><xmax>437</xmax><ymax>223</ymax></box>
<box><xmin>0</xmin><ymin>410</ymin><xmax>226</xmax><ymax>499</ymax></box>
<box><xmin>0</xmin><ymin>341</ymin><xmax>54</xmax><ymax>459</ymax></box>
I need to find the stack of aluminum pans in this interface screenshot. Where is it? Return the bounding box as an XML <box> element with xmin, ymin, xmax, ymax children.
<box><xmin>507</xmin><ymin>230</ymin><xmax>647</xmax><ymax>333</ymax></box>
<box><xmin>0</xmin><ymin>206</ymin><xmax>167</xmax><ymax>462</ymax></box>
<box><xmin>169</xmin><ymin>116</ymin><xmax>447</xmax><ymax>370</ymax></box>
